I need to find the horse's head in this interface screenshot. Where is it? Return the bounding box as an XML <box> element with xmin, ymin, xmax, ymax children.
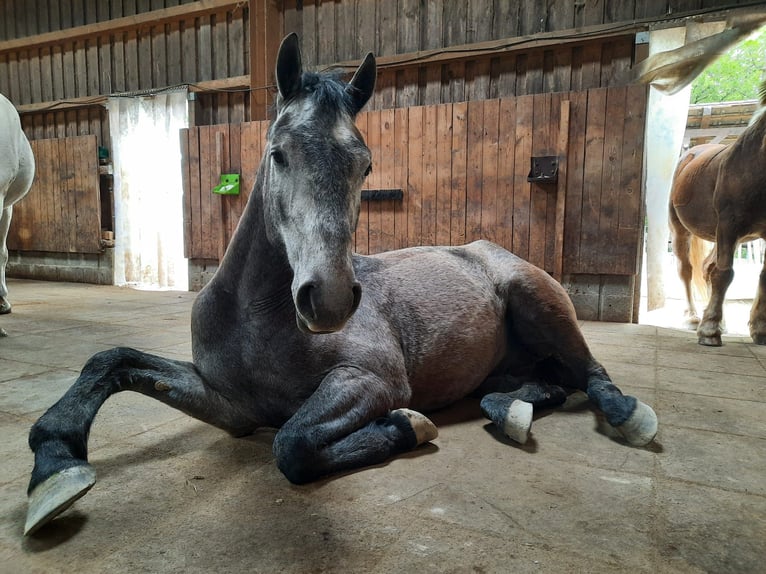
<box><xmin>265</xmin><ymin>33</ymin><xmax>376</xmax><ymax>334</ymax></box>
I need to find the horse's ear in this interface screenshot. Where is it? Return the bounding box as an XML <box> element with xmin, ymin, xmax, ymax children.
<box><xmin>276</xmin><ymin>33</ymin><xmax>302</xmax><ymax>101</ymax></box>
<box><xmin>346</xmin><ymin>53</ymin><xmax>376</xmax><ymax>115</ymax></box>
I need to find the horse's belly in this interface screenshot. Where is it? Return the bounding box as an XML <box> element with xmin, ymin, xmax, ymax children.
<box><xmin>404</xmin><ymin>303</ymin><xmax>506</xmax><ymax>411</ymax></box>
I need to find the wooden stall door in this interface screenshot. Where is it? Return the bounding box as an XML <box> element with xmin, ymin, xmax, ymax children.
<box><xmin>7</xmin><ymin>135</ymin><xmax>102</xmax><ymax>253</ymax></box>
<box><xmin>181</xmin><ymin>85</ymin><xmax>648</xmax><ymax>279</ymax></box>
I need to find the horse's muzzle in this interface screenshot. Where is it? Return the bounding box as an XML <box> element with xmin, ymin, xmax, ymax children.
<box><xmin>295</xmin><ymin>280</ymin><xmax>362</xmax><ymax>333</ymax></box>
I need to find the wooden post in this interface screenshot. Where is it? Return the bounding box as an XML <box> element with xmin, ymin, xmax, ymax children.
<box><xmin>553</xmin><ymin>99</ymin><xmax>570</xmax><ymax>282</ymax></box>
<box><xmin>249</xmin><ymin>0</ymin><xmax>283</xmax><ymax>121</ymax></box>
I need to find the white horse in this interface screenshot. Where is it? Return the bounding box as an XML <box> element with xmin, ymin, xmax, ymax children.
<box><xmin>0</xmin><ymin>92</ymin><xmax>35</xmax><ymax>319</ymax></box>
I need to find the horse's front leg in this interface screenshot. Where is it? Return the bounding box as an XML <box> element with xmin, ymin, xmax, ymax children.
<box><xmin>26</xmin><ymin>347</ymin><xmax>258</xmax><ymax>535</ymax></box>
<box><xmin>749</xmin><ymin>254</ymin><xmax>766</xmax><ymax>345</ymax></box>
<box><xmin>272</xmin><ymin>366</ymin><xmax>436</xmax><ymax>484</ymax></box>
<box><xmin>0</xmin><ymin>204</ymin><xmax>13</xmax><ymax>314</ymax></box>
<box><xmin>698</xmin><ymin>229</ymin><xmax>736</xmax><ymax>346</ymax></box>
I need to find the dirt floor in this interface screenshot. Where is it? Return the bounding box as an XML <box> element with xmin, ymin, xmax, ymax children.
<box><xmin>1</xmin><ymin>278</ymin><xmax>765</xmax><ymax>573</ymax></box>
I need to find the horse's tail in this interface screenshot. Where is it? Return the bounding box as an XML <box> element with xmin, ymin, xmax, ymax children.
<box><xmin>688</xmin><ymin>235</ymin><xmax>711</xmax><ymax>303</ymax></box>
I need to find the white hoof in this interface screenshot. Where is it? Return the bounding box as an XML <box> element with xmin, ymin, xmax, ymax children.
<box><xmin>503</xmin><ymin>400</ymin><xmax>533</xmax><ymax>445</ymax></box>
<box><xmin>392</xmin><ymin>408</ymin><xmax>438</xmax><ymax>445</ymax></box>
<box><xmin>25</xmin><ymin>465</ymin><xmax>96</xmax><ymax>536</ymax></box>
<box><xmin>617</xmin><ymin>401</ymin><xmax>658</xmax><ymax>446</ymax></box>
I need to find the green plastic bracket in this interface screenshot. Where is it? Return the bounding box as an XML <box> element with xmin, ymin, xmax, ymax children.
<box><xmin>213</xmin><ymin>174</ymin><xmax>240</xmax><ymax>195</ymax></box>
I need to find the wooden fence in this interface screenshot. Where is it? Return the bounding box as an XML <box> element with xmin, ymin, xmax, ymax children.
<box><xmin>182</xmin><ymin>84</ymin><xmax>646</xmax><ymax>277</ymax></box>
<box><xmin>7</xmin><ymin>134</ymin><xmax>102</xmax><ymax>253</ymax></box>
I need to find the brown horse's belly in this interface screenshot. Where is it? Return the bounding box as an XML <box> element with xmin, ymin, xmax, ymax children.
<box><xmin>404</xmin><ymin>300</ymin><xmax>506</xmax><ymax>412</ymax></box>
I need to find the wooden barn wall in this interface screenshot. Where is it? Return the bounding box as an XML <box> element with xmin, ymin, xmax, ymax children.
<box><xmin>182</xmin><ymin>84</ymin><xmax>647</xmax><ymax>277</ymax></box>
<box><xmin>0</xmin><ymin>0</ymin><xmax>249</xmax><ymax>141</ymax></box>
<box><xmin>7</xmin><ymin>134</ymin><xmax>102</xmax><ymax>253</ymax></box>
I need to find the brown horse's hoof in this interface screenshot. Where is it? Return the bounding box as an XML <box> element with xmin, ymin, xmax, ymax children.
<box><xmin>751</xmin><ymin>333</ymin><xmax>766</xmax><ymax>346</ymax></box>
<box><xmin>698</xmin><ymin>335</ymin><xmax>723</xmax><ymax>347</ymax></box>
<box><xmin>24</xmin><ymin>465</ymin><xmax>96</xmax><ymax>536</ymax></box>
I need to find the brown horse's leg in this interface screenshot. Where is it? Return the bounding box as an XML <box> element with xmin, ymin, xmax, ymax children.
<box><xmin>669</xmin><ymin>202</ymin><xmax>699</xmax><ymax>324</ymax></box>
<box><xmin>749</xmin><ymin>253</ymin><xmax>766</xmax><ymax>345</ymax></box>
<box><xmin>697</xmin><ymin>228</ymin><xmax>736</xmax><ymax>346</ymax></box>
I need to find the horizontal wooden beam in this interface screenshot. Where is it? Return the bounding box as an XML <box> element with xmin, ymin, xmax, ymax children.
<box><xmin>321</xmin><ymin>3</ymin><xmax>766</xmax><ymax>73</ymax></box>
<box><xmin>0</xmin><ymin>0</ymin><xmax>242</xmax><ymax>55</ymax></box>
<box><xmin>16</xmin><ymin>76</ymin><xmax>253</xmax><ymax>114</ymax></box>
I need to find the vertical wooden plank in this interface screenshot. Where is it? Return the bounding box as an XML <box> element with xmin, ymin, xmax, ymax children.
<box><xmin>355</xmin><ymin>111</ymin><xmax>370</xmax><ymax>254</ymax></box>
<box><xmin>421</xmin><ymin>104</ymin><xmax>438</xmax><ymax>245</ymax></box>
<box><xmin>366</xmin><ymin>110</ymin><xmax>383</xmax><ymax>254</ymax></box>
<box><xmin>316</xmin><ymin>0</ymin><xmax>336</xmax><ymax>62</ymax></box>
<box><xmin>435</xmin><ymin>103</ymin><xmax>452</xmax><ymax>246</ymax></box>
<box><xmin>496</xmin><ymin>97</ymin><xmax>516</xmax><ymax>252</ymax></box>
<box><xmin>188</xmin><ymin>126</ymin><xmax>202</xmax><ymax>258</ymax></box>
<box><xmin>616</xmin><ymin>84</ymin><xmax>647</xmax><ymax>274</ymax></box>
<box><xmin>544</xmin><ymin>93</ymin><xmax>562</xmax><ymax>272</ymax></box>
<box><xmin>29</xmin><ymin>49</ymin><xmax>42</xmax><ymax>104</ymax></box>
<box><xmin>465</xmin><ymin>100</ymin><xmax>483</xmax><ymax>243</ymax></box>
<box><xmin>249</xmin><ymin>0</ymin><xmax>282</xmax><ymax>120</ymax></box>
<box><xmin>450</xmin><ymin>101</ymin><xmax>467</xmax><ymax>246</ymax></box>
<box><xmin>553</xmin><ymin>99</ymin><xmax>571</xmax><ymax>282</ymax></box>
<box><xmin>528</xmin><ymin>93</ymin><xmax>550</xmax><ymax>270</ymax></box>
<box><xmin>227</xmin><ymin>123</ymin><xmax>242</xmax><ymax>242</ymax></box>
<box><xmin>406</xmin><ymin>106</ymin><xmax>423</xmax><ymax>247</ymax></box>
<box><xmin>335</xmin><ymin>0</ymin><xmax>356</xmax><ymax>60</ymax></box>
<box><xmin>393</xmin><ymin>107</ymin><xmax>409</xmax><ymax>250</ymax></box>
<box><xmin>379</xmin><ymin>108</ymin><xmax>396</xmax><ymax>252</ymax></box>
<box><xmin>579</xmin><ymin>88</ymin><xmax>607</xmax><ymax>272</ymax></box>
<box><xmin>481</xmin><ymin>98</ymin><xmax>499</xmax><ymax>245</ymax></box>
<box><xmin>512</xmin><ymin>95</ymin><xmax>533</xmax><ymax>261</ymax></box>
<box><xmin>125</xmin><ymin>29</ymin><xmax>139</xmax><ymax>91</ymax></box>
<box><xmin>597</xmin><ymin>86</ymin><xmax>627</xmax><ymax>273</ymax></box>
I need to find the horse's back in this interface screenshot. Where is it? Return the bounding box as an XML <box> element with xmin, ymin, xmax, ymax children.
<box><xmin>0</xmin><ymin>93</ymin><xmax>35</xmax><ymax>206</ymax></box>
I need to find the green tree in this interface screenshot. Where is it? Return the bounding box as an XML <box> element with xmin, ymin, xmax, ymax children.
<box><xmin>691</xmin><ymin>27</ymin><xmax>766</xmax><ymax>104</ymax></box>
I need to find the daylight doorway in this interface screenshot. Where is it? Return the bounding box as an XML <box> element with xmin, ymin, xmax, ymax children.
<box><xmin>107</xmin><ymin>90</ymin><xmax>189</xmax><ymax>290</ymax></box>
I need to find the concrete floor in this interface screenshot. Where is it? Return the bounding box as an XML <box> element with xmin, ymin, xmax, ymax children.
<box><xmin>1</xmin><ymin>278</ymin><xmax>765</xmax><ymax>574</ymax></box>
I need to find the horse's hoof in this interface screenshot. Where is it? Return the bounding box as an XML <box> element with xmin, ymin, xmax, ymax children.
<box><xmin>502</xmin><ymin>399</ymin><xmax>533</xmax><ymax>444</ymax></box>
<box><xmin>0</xmin><ymin>327</ymin><xmax>7</xmax><ymax>337</ymax></box>
<box><xmin>24</xmin><ymin>464</ymin><xmax>96</xmax><ymax>536</ymax></box>
<box><xmin>392</xmin><ymin>408</ymin><xmax>438</xmax><ymax>445</ymax></box>
<box><xmin>0</xmin><ymin>299</ymin><xmax>10</xmax><ymax>315</ymax></box>
<box><xmin>698</xmin><ymin>335</ymin><xmax>722</xmax><ymax>347</ymax></box>
<box><xmin>616</xmin><ymin>401</ymin><xmax>658</xmax><ymax>447</ymax></box>
<box><xmin>480</xmin><ymin>394</ymin><xmax>533</xmax><ymax>445</ymax></box>
<box><xmin>751</xmin><ymin>333</ymin><xmax>766</xmax><ymax>346</ymax></box>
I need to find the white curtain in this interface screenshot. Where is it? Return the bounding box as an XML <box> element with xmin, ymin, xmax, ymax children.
<box><xmin>107</xmin><ymin>91</ymin><xmax>189</xmax><ymax>289</ymax></box>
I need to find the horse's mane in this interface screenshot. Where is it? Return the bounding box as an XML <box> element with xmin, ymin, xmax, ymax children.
<box><xmin>759</xmin><ymin>77</ymin><xmax>766</xmax><ymax>107</ymax></box>
<box><xmin>286</xmin><ymin>70</ymin><xmax>357</xmax><ymax>117</ymax></box>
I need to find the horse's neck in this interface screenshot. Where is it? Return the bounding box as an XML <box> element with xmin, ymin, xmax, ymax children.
<box><xmin>216</xmin><ymin>163</ymin><xmax>294</xmax><ymax>303</ymax></box>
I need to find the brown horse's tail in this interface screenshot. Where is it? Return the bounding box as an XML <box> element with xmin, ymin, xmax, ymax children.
<box><xmin>688</xmin><ymin>235</ymin><xmax>711</xmax><ymax>303</ymax></box>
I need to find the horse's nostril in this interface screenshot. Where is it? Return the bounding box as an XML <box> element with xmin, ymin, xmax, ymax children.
<box><xmin>351</xmin><ymin>283</ymin><xmax>362</xmax><ymax>312</ymax></box>
<box><xmin>295</xmin><ymin>282</ymin><xmax>317</xmax><ymax>321</ymax></box>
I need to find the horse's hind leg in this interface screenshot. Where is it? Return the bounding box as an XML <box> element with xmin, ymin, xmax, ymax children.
<box><xmin>749</xmin><ymin>252</ymin><xmax>766</xmax><ymax>345</ymax></box>
<box><xmin>669</xmin><ymin>203</ymin><xmax>699</xmax><ymax>324</ymax></box>
<box><xmin>0</xmin><ymin>204</ymin><xmax>12</xmax><ymax>314</ymax></box>
<box><xmin>26</xmin><ymin>347</ymin><xmax>257</xmax><ymax>535</ymax></box>
<box><xmin>501</xmin><ymin>264</ymin><xmax>657</xmax><ymax>446</ymax></box>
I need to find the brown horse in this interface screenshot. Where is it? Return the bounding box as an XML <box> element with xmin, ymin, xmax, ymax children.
<box><xmin>668</xmin><ymin>81</ymin><xmax>766</xmax><ymax>346</ymax></box>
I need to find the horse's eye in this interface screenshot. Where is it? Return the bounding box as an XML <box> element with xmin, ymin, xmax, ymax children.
<box><xmin>364</xmin><ymin>164</ymin><xmax>372</xmax><ymax>177</ymax></box>
<box><xmin>271</xmin><ymin>149</ymin><xmax>286</xmax><ymax>166</ymax></box>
